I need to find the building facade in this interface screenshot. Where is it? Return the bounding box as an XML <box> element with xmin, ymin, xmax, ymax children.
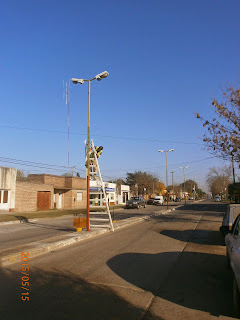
<box><xmin>90</xmin><ymin>181</ymin><xmax>130</xmax><ymax>206</ymax></box>
<box><xmin>0</xmin><ymin>166</ymin><xmax>17</xmax><ymax>212</ymax></box>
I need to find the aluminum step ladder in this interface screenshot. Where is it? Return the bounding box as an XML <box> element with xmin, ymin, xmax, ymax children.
<box><xmin>85</xmin><ymin>139</ymin><xmax>114</xmax><ymax>232</ymax></box>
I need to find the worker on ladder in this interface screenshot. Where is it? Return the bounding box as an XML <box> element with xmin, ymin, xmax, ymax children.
<box><xmin>89</xmin><ymin>146</ymin><xmax>103</xmax><ymax>179</ymax></box>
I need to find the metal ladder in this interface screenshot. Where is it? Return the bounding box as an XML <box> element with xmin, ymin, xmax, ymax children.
<box><xmin>85</xmin><ymin>139</ymin><xmax>114</xmax><ymax>232</ymax></box>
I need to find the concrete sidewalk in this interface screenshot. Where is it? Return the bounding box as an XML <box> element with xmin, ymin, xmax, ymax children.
<box><xmin>0</xmin><ymin>206</ymin><xmax>181</xmax><ymax>267</ymax></box>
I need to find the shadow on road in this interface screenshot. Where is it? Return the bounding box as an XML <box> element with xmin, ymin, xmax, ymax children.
<box><xmin>160</xmin><ymin>229</ymin><xmax>225</xmax><ymax>246</ymax></box>
<box><xmin>0</xmin><ymin>266</ymin><xmax>163</xmax><ymax>320</ymax></box>
<box><xmin>107</xmin><ymin>251</ymin><xmax>235</xmax><ymax>318</ymax></box>
<box><xmin>177</xmin><ymin>203</ymin><xmax>228</xmax><ymax>213</ymax></box>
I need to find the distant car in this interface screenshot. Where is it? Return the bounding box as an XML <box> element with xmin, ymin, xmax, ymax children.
<box><xmin>126</xmin><ymin>196</ymin><xmax>147</xmax><ymax>209</ymax></box>
<box><xmin>147</xmin><ymin>197</ymin><xmax>155</xmax><ymax>205</ymax></box>
<box><xmin>153</xmin><ymin>196</ymin><xmax>164</xmax><ymax>206</ymax></box>
<box><xmin>225</xmin><ymin>213</ymin><xmax>240</xmax><ymax>315</ymax></box>
<box><xmin>220</xmin><ymin>204</ymin><xmax>240</xmax><ymax>236</ymax></box>
<box><xmin>214</xmin><ymin>196</ymin><xmax>221</xmax><ymax>202</ymax></box>
<box><xmin>189</xmin><ymin>196</ymin><xmax>194</xmax><ymax>200</ymax></box>
<box><xmin>175</xmin><ymin>197</ymin><xmax>181</xmax><ymax>202</ymax></box>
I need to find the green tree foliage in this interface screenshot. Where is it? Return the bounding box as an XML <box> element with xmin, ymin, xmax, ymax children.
<box><xmin>126</xmin><ymin>171</ymin><xmax>159</xmax><ymax>195</ymax></box>
<box><xmin>196</xmin><ymin>84</ymin><xmax>240</xmax><ymax>162</ymax></box>
<box><xmin>112</xmin><ymin>178</ymin><xmax>126</xmax><ymax>186</ymax></box>
<box><xmin>179</xmin><ymin>179</ymin><xmax>198</xmax><ymax>194</ymax></box>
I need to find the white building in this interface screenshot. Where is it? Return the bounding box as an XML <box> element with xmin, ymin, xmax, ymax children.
<box><xmin>117</xmin><ymin>184</ymin><xmax>130</xmax><ymax>204</ymax></box>
<box><xmin>90</xmin><ymin>181</ymin><xmax>130</xmax><ymax>206</ymax></box>
<box><xmin>0</xmin><ymin>166</ymin><xmax>17</xmax><ymax>212</ymax></box>
<box><xmin>90</xmin><ymin>181</ymin><xmax>116</xmax><ymax>206</ymax></box>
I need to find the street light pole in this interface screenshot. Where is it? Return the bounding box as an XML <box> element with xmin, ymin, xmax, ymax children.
<box><xmin>158</xmin><ymin>149</ymin><xmax>174</xmax><ymax>209</ymax></box>
<box><xmin>72</xmin><ymin>71</ymin><xmax>109</xmax><ymax>231</ymax></box>
<box><xmin>179</xmin><ymin>166</ymin><xmax>189</xmax><ymax>204</ymax></box>
<box><xmin>170</xmin><ymin>171</ymin><xmax>175</xmax><ymax>198</ymax></box>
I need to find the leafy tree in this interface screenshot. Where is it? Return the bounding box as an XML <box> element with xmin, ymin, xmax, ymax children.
<box><xmin>179</xmin><ymin>179</ymin><xmax>198</xmax><ymax>194</ymax></box>
<box><xmin>126</xmin><ymin>171</ymin><xmax>159</xmax><ymax>195</ymax></box>
<box><xmin>155</xmin><ymin>181</ymin><xmax>166</xmax><ymax>195</ymax></box>
<box><xmin>112</xmin><ymin>178</ymin><xmax>126</xmax><ymax>186</ymax></box>
<box><xmin>196</xmin><ymin>84</ymin><xmax>240</xmax><ymax>162</ymax></box>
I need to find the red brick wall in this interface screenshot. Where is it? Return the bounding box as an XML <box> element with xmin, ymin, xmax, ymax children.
<box><xmin>15</xmin><ymin>181</ymin><xmax>53</xmax><ymax>212</ymax></box>
<box><xmin>28</xmin><ymin>174</ymin><xmax>87</xmax><ymax>190</ymax></box>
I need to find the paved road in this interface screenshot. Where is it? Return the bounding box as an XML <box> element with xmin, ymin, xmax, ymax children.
<box><xmin>0</xmin><ymin>203</ymin><xmax>178</xmax><ymax>252</ymax></box>
<box><xmin>1</xmin><ymin>201</ymin><xmax>236</xmax><ymax>320</ymax></box>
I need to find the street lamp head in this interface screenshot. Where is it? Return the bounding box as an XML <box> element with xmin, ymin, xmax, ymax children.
<box><xmin>95</xmin><ymin>71</ymin><xmax>109</xmax><ymax>81</ymax></box>
<box><xmin>71</xmin><ymin>78</ymin><xmax>85</xmax><ymax>85</ymax></box>
<box><xmin>158</xmin><ymin>150</ymin><xmax>164</xmax><ymax>153</ymax></box>
<box><xmin>169</xmin><ymin>149</ymin><xmax>174</xmax><ymax>152</ymax></box>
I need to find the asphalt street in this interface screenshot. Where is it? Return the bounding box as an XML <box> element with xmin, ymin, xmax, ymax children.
<box><xmin>0</xmin><ymin>203</ymin><xmax>177</xmax><ymax>252</ymax></box>
<box><xmin>0</xmin><ymin>201</ymin><xmax>236</xmax><ymax>320</ymax></box>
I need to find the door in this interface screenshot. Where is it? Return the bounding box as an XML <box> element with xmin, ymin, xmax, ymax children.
<box><xmin>37</xmin><ymin>192</ymin><xmax>50</xmax><ymax>210</ymax></box>
<box><xmin>58</xmin><ymin>193</ymin><xmax>62</xmax><ymax>209</ymax></box>
<box><xmin>0</xmin><ymin>190</ymin><xmax>10</xmax><ymax>211</ymax></box>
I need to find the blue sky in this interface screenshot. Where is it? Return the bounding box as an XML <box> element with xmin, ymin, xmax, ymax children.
<box><xmin>1</xmin><ymin>0</ymin><xmax>240</xmax><ymax>190</ymax></box>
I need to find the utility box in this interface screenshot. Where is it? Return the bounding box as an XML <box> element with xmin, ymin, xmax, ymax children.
<box><xmin>73</xmin><ymin>217</ymin><xmax>87</xmax><ymax>231</ymax></box>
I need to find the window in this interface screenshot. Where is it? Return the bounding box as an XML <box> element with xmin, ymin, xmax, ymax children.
<box><xmin>233</xmin><ymin>215</ymin><xmax>240</xmax><ymax>238</ymax></box>
<box><xmin>77</xmin><ymin>192</ymin><xmax>83</xmax><ymax>201</ymax></box>
<box><xmin>0</xmin><ymin>190</ymin><xmax>9</xmax><ymax>204</ymax></box>
<box><xmin>3</xmin><ymin>191</ymin><xmax>8</xmax><ymax>203</ymax></box>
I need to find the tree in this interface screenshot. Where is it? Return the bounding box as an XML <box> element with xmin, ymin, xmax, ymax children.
<box><xmin>61</xmin><ymin>172</ymin><xmax>72</xmax><ymax>177</ymax></box>
<box><xmin>126</xmin><ymin>171</ymin><xmax>158</xmax><ymax>195</ymax></box>
<box><xmin>155</xmin><ymin>181</ymin><xmax>166</xmax><ymax>195</ymax></box>
<box><xmin>179</xmin><ymin>179</ymin><xmax>198</xmax><ymax>194</ymax></box>
<box><xmin>207</xmin><ymin>166</ymin><xmax>231</xmax><ymax>196</ymax></box>
<box><xmin>196</xmin><ymin>84</ymin><xmax>240</xmax><ymax>162</ymax></box>
<box><xmin>17</xmin><ymin>170</ymin><xmax>25</xmax><ymax>178</ymax></box>
<box><xmin>112</xmin><ymin>178</ymin><xmax>126</xmax><ymax>186</ymax></box>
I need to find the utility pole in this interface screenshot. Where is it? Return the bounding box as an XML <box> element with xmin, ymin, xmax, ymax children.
<box><xmin>171</xmin><ymin>171</ymin><xmax>175</xmax><ymax>199</ymax></box>
<box><xmin>158</xmin><ymin>149</ymin><xmax>174</xmax><ymax>209</ymax></box>
<box><xmin>180</xmin><ymin>166</ymin><xmax>189</xmax><ymax>204</ymax></box>
<box><xmin>72</xmin><ymin>71</ymin><xmax>109</xmax><ymax>231</ymax></box>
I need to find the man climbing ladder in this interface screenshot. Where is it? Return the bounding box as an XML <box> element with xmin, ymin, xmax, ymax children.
<box><xmin>84</xmin><ymin>140</ymin><xmax>114</xmax><ymax>231</ymax></box>
<box><xmin>89</xmin><ymin>146</ymin><xmax>103</xmax><ymax>180</ymax></box>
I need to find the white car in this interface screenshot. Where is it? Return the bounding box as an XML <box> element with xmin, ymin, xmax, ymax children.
<box><xmin>225</xmin><ymin>213</ymin><xmax>240</xmax><ymax>315</ymax></box>
<box><xmin>214</xmin><ymin>196</ymin><xmax>221</xmax><ymax>202</ymax></box>
<box><xmin>153</xmin><ymin>196</ymin><xmax>164</xmax><ymax>206</ymax></box>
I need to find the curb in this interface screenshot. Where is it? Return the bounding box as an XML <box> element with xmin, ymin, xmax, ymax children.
<box><xmin>0</xmin><ymin>205</ymin><xmax>183</xmax><ymax>266</ymax></box>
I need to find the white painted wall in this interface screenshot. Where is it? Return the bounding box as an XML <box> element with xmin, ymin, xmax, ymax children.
<box><xmin>0</xmin><ymin>167</ymin><xmax>17</xmax><ymax>211</ymax></box>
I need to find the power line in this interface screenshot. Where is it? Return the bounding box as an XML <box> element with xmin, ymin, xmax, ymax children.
<box><xmin>0</xmin><ymin>124</ymin><xmax>204</xmax><ymax>145</ymax></box>
<box><xmin>0</xmin><ymin>156</ymin><xmax>85</xmax><ymax>173</ymax></box>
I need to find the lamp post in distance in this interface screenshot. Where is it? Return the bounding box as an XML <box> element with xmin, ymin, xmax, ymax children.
<box><xmin>179</xmin><ymin>166</ymin><xmax>189</xmax><ymax>204</ymax></box>
<box><xmin>158</xmin><ymin>149</ymin><xmax>174</xmax><ymax>209</ymax></box>
<box><xmin>170</xmin><ymin>171</ymin><xmax>175</xmax><ymax>200</ymax></box>
<box><xmin>71</xmin><ymin>71</ymin><xmax>109</xmax><ymax>231</ymax></box>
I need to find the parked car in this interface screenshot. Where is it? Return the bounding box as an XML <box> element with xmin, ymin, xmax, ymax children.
<box><xmin>126</xmin><ymin>196</ymin><xmax>147</xmax><ymax>209</ymax></box>
<box><xmin>214</xmin><ymin>195</ymin><xmax>221</xmax><ymax>202</ymax></box>
<box><xmin>175</xmin><ymin>197</ymin><xmax>181</xmax><ymax>202</ymax></box>
<box><xmin>220</xmin><ymin>204</ymin><xmax>240</xmax><ymax>236</ymax></box>
<box><xmin>225</xmin><ymin>213</ymin><xmax>240</xmax><ymax>315</ymax></box>
<box><xmin>147</xmin><ymin>197</ymin><xmax>155</xmax><ymax>205</ymax></box>
<box><xmin>153</xmin><ymin>196</ymin><xmax>164</xmax><ymax>206</ymax></box>
<box><xmin>189</xmin><ymin>196</ymin><xmax>194</xmax><ymax>200</ymax></box>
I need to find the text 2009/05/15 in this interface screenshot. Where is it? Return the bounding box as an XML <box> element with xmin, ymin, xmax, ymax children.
<box><xmin>21</xmin><ymin>252</ymin><xmax>30</xmax><ymax>301</ymax></box>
